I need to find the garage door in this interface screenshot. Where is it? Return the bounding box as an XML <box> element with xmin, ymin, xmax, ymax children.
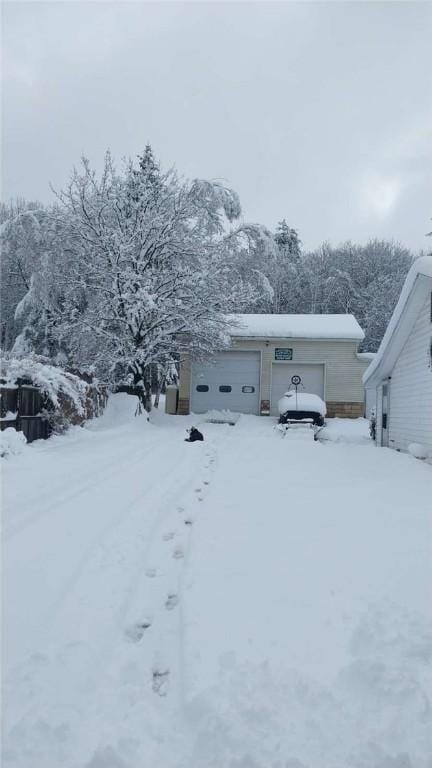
<box><xmin>191</xmin><ymin>351</ymin><xmax>260</xmax><ymax>414</ymax></box>
<box><xmin>271</xmin><ymin>363</ymin><xmax>325</xmax><ymax>415</ymax></box>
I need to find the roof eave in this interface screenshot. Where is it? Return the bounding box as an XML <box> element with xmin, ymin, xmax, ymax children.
<box><xmin>363</xmin><ymin>273</ymin><xmax>431</xmax><ymax>387</ymax></box>
<box><xmin>230</xmin><ymin>334</ymin><xmax>363</xmax><ymax>343</ymax></box>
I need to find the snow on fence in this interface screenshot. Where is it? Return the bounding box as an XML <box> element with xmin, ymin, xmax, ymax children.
<box><xmin>0</xmin><ymin>356</ymin><xmax>108</xmax><ymax>443</ymax></box>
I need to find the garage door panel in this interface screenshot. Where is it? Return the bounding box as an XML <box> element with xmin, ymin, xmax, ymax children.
<box><xmin>271</xmin><ymin>363</ymin><xmax>325</xmax><ymax>414</ymax></box>
<box><xmin>191</xmin><ymin>352</ymin><xmax>260</xmax><ymax>414</ymax></box>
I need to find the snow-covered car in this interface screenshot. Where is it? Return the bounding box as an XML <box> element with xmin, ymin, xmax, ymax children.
<box><xmin>277</xmin><ymin>391</ymin><xmax>326</xmax><ymax>427</ymax></box>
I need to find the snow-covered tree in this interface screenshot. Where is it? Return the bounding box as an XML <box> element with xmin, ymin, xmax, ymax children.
<box><xmin>299</xmin><ymin>240</ymin><xmax>413</xmax><ymax>349</ymax></box>
<box><xmin>274</xmin><ymin>219</ymin><xmax>301</xmax><ymax>262</ymax></box>
<box><xmin>7</xmin><ymin>205</ymin><xmax>76</xmax><ymax>363</ymax></box>
<box><xmin>4</xmin><ymin>151</ymin><xmax>417</xmax><ymax>374</ymax></box>
<box><xmin>48</xmin><ymin>150</ymin><xmax>264</xmax><ymax>409</ymax></box>
<box><xmin>0</xmin><ymin>200</ymin><xmax>46</xmax><ymax>349</ymax></box>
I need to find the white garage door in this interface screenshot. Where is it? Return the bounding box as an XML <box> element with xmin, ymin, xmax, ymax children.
<box><xmin>271</xmin><ymin>363</ymin><xmax>325</xmax><ymax>415</ymax></box>
<box><xmin>191</xmin><ymin>351</ymin><xmax>260</xmax><ymax>415</ymax></box>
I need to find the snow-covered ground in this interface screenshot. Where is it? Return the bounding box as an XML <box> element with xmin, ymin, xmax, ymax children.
<box><xmin>2</xmin><ymin>396</ymin><xmax>432</xmax><ymax>768</ymax></box>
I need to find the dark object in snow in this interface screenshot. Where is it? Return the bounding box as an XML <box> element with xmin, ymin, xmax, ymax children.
<box><xmin>278</xmin><ymin>391</ymin><xmax>326</xmax><ymax>428</ymax></box>
<box><xmin>185</xmin><ymin>426</ymin><xmax>204</xmax><ymax>442</ymax></box>
<box><xmin>125</xmin><ymin>620</ymin><xmax>152</xmax><ymax>642</ymax></box>
<box><xmin>278</xmin><ymin>409</ymin><xmax>325</xmax><ymax>427</ymax></box>
<box><xmin>152</xmin><ymin>668</ymin><xmax>170</xmax><ymax>696</ymax></box>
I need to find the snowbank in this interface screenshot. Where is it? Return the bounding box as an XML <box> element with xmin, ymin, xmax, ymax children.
<box><xmin>278</xmin><ymin>391</ymin><xmax>327</xmax><ymax>417</ymax></box>
<box><xmin>0</xmin><ymin>411</ymin><xmax>17</xmax><ymax>423</ymax></box>
<box><xmin>0</xmin><ymin>427</ymin><xmax>27</xmax><ymax>458</ymax></box>
<box><xmin>203</xmin><ymin>409</ymin><xmax>240</xmax><ymax>424</ymax></box>
<box><xmin>97</xmin><ymin>392</ymin><xmax>143</xmax><ymax>425</ymax></box>
<box><xmin>318</xmin><ymin>417</ymin><xmax>371</xmax><ymax>444</ymax></box>
<box><xmin>408</xmin><ymin>442</ymin><xmax>430</xmax><ymax>460</ymax></box>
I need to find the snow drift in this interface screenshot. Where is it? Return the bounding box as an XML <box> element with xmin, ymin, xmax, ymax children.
<box><xmin>0</xmin><ymin>427</ymin><xmax>27</xmax><ymax>458</ymax></box>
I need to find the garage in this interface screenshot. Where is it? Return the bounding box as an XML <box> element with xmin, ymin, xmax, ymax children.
<box><xmin>191</xmin><ymin>351</ymin><xmax>260</xmax><ymax>414</ymax></box>
<box><xmin>270</xmin><ymin>363</ymin><xmax>325</xmax><ymax>415</ymax></box>
<box><xmin>178</xmin><ymin>314</ymin><xmax>369</xmax><ymax>418</ymax></box>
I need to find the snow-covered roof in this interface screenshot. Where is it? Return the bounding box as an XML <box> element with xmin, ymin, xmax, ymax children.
<box><xmin>356</xmin><ymin>352</ymin><xmax>376</xmax><ymax>361</ymax></box>
<box><xmin>227</xmin><ymin>314</ymin><xmax>364</xmax><ymax>341</ymax></box>
<box><xmin>363</xmin><ymin>255</ymin><xmax>432</xmax><ymax>386</ymax></box>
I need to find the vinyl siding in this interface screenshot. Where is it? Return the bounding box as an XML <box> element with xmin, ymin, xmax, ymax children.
<box><xmin>365</xmin><ymin>386</ymin><xmax>376</xmax><ymax>419</ymax></box>
<box><xmin>231</xmin><ymin>338</ymin><xmax>369</xmax><ymax>404</ymax></box>
<box><xmin>376</xmin><ymin>384</ymin><xmax>383</xmax><ymax>446</ymax></box>
<box><xmin>388</xmin><ymin>296</ymin><xmax>432</xmax><ymax>452</ymax></box>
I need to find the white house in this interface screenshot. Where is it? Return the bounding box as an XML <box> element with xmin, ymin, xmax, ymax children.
<box><xmin>363</xmin><ymin>256</ymin><xmax>432</xmax><ymax>454</ymax></box>
<box><xmin>177</xmin><ymin>314</ymin><xmax>371</xmax><ymax>417</ymax></box>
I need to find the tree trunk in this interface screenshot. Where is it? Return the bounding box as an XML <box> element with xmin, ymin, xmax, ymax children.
<box><xmin>118</xmin><ymin>364</ymin><xmax>153</xmax><ymax>414</ymax></box>
<box><xmin>142</xmin><ymin>371</ymin><xmax>153</xmax><ymax>413</ymax></box>
<box><xmin>154</xmin><ymin>373</ymin><xmax>166</xmax><ymax>409</ymax></box>
<box><xmin>143</xmin><ymin>385</ymin><xmax>152</xmax><ymax>412</ymax></box>
<box><xmin>154</xmin><ymin>387</ymin><xmax>161</xmax><ymax>409</ymax></box>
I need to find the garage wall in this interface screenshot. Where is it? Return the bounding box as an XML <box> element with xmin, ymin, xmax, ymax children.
<box><xmin>179</xmin><ymin>337</ymin><xmax>369</xmax><ymax>416</ymax></box>
<box><xmin>231</xmin><ymin>338</ymin><xmax>369</xmax><ymax>405</ymax></box>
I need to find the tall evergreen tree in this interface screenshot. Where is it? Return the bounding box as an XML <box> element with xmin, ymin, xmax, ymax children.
<box><xmin>274</xmin><ymin>219</ymin><xmax>301</xmax><ymax>262</ymax></box>
<box><xmin>137</xmin><ymin>144</ymin><xmax>161</xmax><ymax>186</ymax></box>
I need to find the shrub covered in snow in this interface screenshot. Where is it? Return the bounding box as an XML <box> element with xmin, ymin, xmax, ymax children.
<box><xmin>0</xmin><ymin>427</ymin><xmax>27</xmax><ymax>458</ymax></box>
<box><xmin>0</xmin><ymin>353</ymin><xmax>106</xmax><ymax>438</ymax></box>
<box><xmin>1</xmin><ymin>353</ymin><xmax>87</xmax><ymax>414</ymax></box>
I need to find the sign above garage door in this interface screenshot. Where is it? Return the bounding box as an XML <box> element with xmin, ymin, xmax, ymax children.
<box><xmin>274</xmin><ymin>348</ymin><xmax>293</xmax><ymax>360</ymax></box>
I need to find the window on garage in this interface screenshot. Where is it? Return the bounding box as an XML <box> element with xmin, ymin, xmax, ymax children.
<box><xmin>219</xmin><ymin>385</ymin><xmax>232</xmax><ymax>392</ymax></box>
<box><xmin>196</xmin><ymin>385</ymin><xmax>209</xmax><ymax>392</ymax></box>
<box><xmin>242</xmin><ymin>386</ymin><xmax>255</xmax><ymax>393</ymax></box>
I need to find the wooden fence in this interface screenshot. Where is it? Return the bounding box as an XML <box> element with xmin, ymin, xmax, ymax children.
<box><xmin>0</xmin><ymin>378</ymin><xmax>108</xmax><ymax>444</ymax></box>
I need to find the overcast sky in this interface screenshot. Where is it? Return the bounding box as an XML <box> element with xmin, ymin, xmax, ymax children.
<box><xmin>3</xmin><ymin>1</ymin><xmax>431</xmax><ymax>251</ymax></box>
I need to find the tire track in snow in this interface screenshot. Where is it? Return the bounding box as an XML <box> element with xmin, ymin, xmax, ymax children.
<box><xmin>3</xmin><ymin>433</ymin><xmax>167</xmax><ymax>540</ymax></box>
<box><xmin>3</xmin><ymin>420</ymin><xmax>233</xmax><ymax>767</ymax></box>
<box><xmin>3</xmin><ymin>436</ymin><xmax>207</xmax><ymax>763</ymax></box>
<box><xmin>44</xmin><ymin>437</ymin><xmax>203</xmax><ymax>644</ymax></box>
<box><xmin>4</xmin><ymin>435</ymin><xmax>185</xmax><ymax>675</ymax></box>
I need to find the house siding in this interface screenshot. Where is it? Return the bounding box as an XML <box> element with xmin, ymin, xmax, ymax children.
<box><xmin>365</xmin><ymin>386</ymin><xmax>376</xmax><ymax>419</ymax></box>
<box><xmin>376</xmin><ymin>384</ymin><xmax>384</xmax><ymax>446</ymax></box>
<box><xmin>388</xmin><ymin>296</ymin><xmax>432</xmax><ymax>452</ymax></box>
